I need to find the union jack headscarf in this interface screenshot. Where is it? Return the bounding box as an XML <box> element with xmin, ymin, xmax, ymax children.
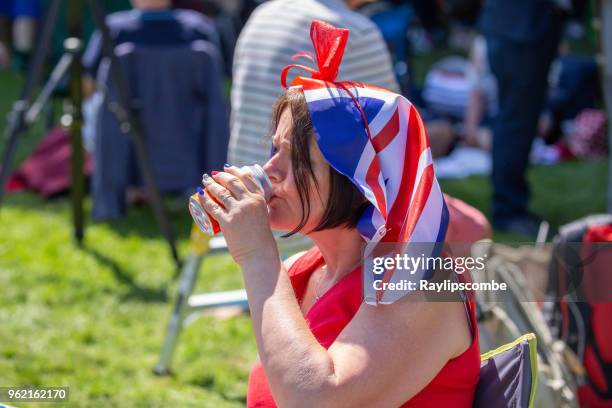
<box><xmin>281</xmin><ymin>20</ymin><xmax>449</xmax><ymax>304</ymax></box>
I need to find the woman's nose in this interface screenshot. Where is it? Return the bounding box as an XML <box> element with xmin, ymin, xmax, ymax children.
<box><xmin>263</xmin><ymin>157</ymin><xmax>282</xmax><ymax>184</ymax></box>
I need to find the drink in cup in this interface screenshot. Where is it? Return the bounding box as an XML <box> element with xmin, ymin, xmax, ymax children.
<box><xmin>189</xmin><ymin>164</ymin><xmax>273</xmax><ymax>235</ymax></box>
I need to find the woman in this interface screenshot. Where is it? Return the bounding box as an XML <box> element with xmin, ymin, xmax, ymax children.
<box><xmin>197</xmin><ymin>21</ymin><xmax>480</xmax><ymax>407</ymax></box>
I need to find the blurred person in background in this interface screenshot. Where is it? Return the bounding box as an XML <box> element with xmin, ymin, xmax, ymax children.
<box><xmin>82</xmin><ymin>0</ymin><xmax>227</xmax><ymax>213</ymax></box>
<box><xmin>80</xmin><ymin>0</ymin><xmax>221</xmax><ymax>155</ymax></box>
<box><xmin>0</xmin><ymin>0</ymin><xmax>42</xmax><ymax>69</ymax></box>
<box><xmin>171</xmin><ymin>0</ymin><xmax>242</xmax><ymax>76</ymax></box>
<box><xmin>463</xmin><ymin>34</ymin><xmax>496</xmax><ymax>151</ymax></box>
<box><xmin>228</xmin><ymin>0</ymin><xmax>400</xmax><ymax>166</ymax></box>
<box><xmin>479</xmin><ymin>0</ymin><xmax>565</xmax><ymax>236</ymax></box>
<box><xmin>82</xmin><ymin>0</ymin><xmax>220</xmax><ymax>96</ymax></box>
<box><xmin>0</xmin><ymin>11</ymin><xmax>9</xmax><ymax>69</ymax></box>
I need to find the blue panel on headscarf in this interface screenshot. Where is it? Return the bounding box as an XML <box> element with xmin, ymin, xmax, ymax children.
<box><xmin>307</xmin><ymin>93</ymin><xmax>385</xmax><ymax>177</ymax></box>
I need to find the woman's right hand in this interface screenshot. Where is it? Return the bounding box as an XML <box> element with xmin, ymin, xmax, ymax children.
<box><xmin>198</xmin><ymin>169</ymin><xmax>277</xmax><ymax>268</ymax></box>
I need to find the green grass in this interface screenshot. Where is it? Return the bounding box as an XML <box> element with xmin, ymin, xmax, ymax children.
<box><xmin>440</xmin><ymin>159</ymin><xmax>608</xmax><ymax>241</ymax></box>
<box><xmin>0</xmin><ymin>194</ymin><xmax>256</xmax><ymax>407</ymax></box>
<box><xmin>0</xmin><ymin>71</ymin><xmax>255</xmax><ymax>407</ymax></box>
<box><xmin>0</xmin><ymin>56</ymin><xmax>608</xmax><ymax>407</ymax></box>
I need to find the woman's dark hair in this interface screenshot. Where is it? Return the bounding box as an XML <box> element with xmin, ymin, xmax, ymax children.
<box><xmin>270</xmin><ymin>89</ymin><xmax>369</xmax><ymax>237</ymax></box>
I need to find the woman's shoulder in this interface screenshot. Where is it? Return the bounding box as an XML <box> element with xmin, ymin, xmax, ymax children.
<box><xmin>354</xmin><ymin>293</ymin><xmax>476</xmax><ymax>361</ymax></box>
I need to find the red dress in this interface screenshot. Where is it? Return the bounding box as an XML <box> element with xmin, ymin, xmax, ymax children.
<box><xmin>246</xmin><ymin>247</ymin><xmax>480</xmax><ymax>407</ymax></box>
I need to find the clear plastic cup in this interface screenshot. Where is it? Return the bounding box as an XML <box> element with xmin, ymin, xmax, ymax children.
<box><xmin>189</xmin><ymin>164</ymin><xmax>273</xmax><ymax>235</ymax></box>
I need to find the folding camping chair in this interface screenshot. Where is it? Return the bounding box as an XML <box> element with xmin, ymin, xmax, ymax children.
<box><xmin>154</xmin><ymin>224</ymin><xmax>310</xmax><ymax>375</ymax></box>
<box><xmin>154</xmin><ymin>226</ymin><xmax>241</xmax><ymax>375</ymax></box>
<box><xmin>475</xmin><ymin>333</ymin><xmax>539</xmax><ymax>408</ymax></box>
<box><xmin>473</xmin><ymin>240</ymin><xmax>580</xmax><ymax>407</ymax></box>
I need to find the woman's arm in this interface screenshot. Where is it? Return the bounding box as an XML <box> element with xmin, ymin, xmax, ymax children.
<box><xmin>199</xmin><ymin>171</ymin><xmax>472</xmax><ymax>407</ymax></box>
<box><xmin>243</xmin><ymin>253</ymin><xmax>471</xmax><ymax>407</ymax></box>
<box><xmin>198</xmin><ymin>171</ymin><xmax>335</xmax><ymax>405</ymax></box>
<box><xmin>241</xmin><ymin>254</ymin><xmax>338</xmax><ymax>407</ymax></box>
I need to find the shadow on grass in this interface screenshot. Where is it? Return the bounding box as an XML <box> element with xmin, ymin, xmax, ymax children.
<box><xmin>83</xmin><ymin>244</ymin><xmax>169</xmax><ymax>303</ymax></box>
<box><xmin>223</xmin><ymin>394</ymin><xmax>247</xmax><ymax>405</ymax></box>
<box><xmin>1</xmin><ymin>191</ymin><xmax>69</xmax><ymax>214</ymax></box>
<box><xmin>99</xmin><ymin>197</ymin><xmax>194</xmax><ymax>241</ymax></box>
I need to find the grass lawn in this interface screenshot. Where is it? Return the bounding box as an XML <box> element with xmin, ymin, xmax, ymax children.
<box><xmin>0</xmin><ymin>70</ymin><xmax>255</xmax><ymax>407</ymax></box>
<box><xmin>0</xmin><ymin>60</ymin><xmax>608</xmax><ymax>407</ymax></box>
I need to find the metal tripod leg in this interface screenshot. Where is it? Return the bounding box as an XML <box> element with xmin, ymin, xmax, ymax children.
<box><xmin>88</xmin><ymin>0</ymin><xmax>181</xmax><ymax>269</ymax></box>
<box><xmin>0</xmin><ymin>0</ymin><xmax>62</xmax><ymax>207</ymax></box>
<box><xmin>0</xmin><ymin>43</ymin><xmax>84</xmax><ymax>240</ymax></box>
<box><xmin>66</xmin><ymin>0</ymin><xmax>85</xmax><ymax>244</ymax></box>
<box><xmin>0</xmin><ymin>0</ymin><xmax>85</xmax><ymax>245</ymax></box>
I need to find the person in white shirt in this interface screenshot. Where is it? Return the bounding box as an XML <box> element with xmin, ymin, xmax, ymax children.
<box><xmin>229</xmin><ymin>0</ymin><xmax>399</xmax><ymax>166</ymax></box>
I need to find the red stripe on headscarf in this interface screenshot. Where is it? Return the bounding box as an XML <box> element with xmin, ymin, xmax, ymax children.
<box><xmin>365</xmin><ymin>158</ymin><xmax>387</xmax><ymax>219</ymax></box>
<box><xmin>375</xmin><ymin>106</ymin><xmax>432</xmax><ymax>301</ymax></box>
<box><xmin>372</xmin><ymin>107</ymin><xmax>400</xmax><ymax>152</ymax></box>
<box><xmin>376</xmin><ymin>165</ymin><xmax>434</xmax><ymax>302</ymax></box>
<box><xmin>383</xmin><ymin>105</ymin><xmax>429</xmax><ymax>242</ymax></box>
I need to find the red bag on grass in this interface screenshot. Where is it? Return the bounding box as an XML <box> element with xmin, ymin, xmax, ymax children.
<box><xmin>6</xmin><ymin>127</ymin><xmax>92</xmax><ymax>197</ymax></box>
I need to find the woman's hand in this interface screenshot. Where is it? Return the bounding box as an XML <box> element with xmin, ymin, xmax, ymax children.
<box><xmin>198</xmin><ymin>167</ymin><xmax>278</xmax><ymax>266</ymax></box>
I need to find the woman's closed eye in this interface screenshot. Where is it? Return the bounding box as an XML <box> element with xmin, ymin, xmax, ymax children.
<box><xmin>271</xmin><ymin>139</ymin><xmax>291</xmax><ymax>156</ymax></box>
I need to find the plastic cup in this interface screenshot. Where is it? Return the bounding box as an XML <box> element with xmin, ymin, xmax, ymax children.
<box><xmin>189</xmin><ymin>164</ymin><xmax>273</xmax><ymax>235</ymax></box>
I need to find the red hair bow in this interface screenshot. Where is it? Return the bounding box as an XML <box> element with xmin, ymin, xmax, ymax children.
<box><xmin>280</xmin><ymin>20</ymin><xmax>349</xmax><ymax>88</ymax></box>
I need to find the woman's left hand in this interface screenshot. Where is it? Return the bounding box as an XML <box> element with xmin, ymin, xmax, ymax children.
<box><xmin>198</xmin><ymin>167</ymin><xmax>278</xmax><ymax>266</ymax></box>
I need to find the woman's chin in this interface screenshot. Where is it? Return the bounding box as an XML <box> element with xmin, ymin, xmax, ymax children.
<box><xmin>268</xmin><ymin>205</ymin><xmax>283</xmax><ymax>223</ymax></box>
<box><xmin>268</xmin><ymin>211</ymin><xmax>282</xmax><ymax>230</ymax></box>
<box><xmin>269</xmin><ymin>215</ymin><xmax>295</xmax><ymax>233</ymax></box>
<box><xmin>267</xmin><ymin>202</ymin><xmax>303</xmax><ymax>233</ymax></box>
